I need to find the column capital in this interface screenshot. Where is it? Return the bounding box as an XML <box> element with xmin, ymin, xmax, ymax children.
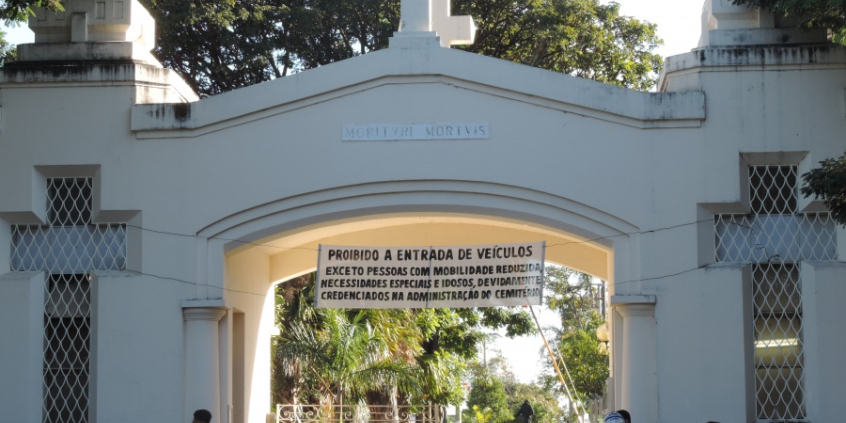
<box><xmin>183</xmin><ymin>307</ymin><xmax>226</xmax><ymax>322</ymax></box>
<box><xmin>615</xmin><ymin>303</ymin><xmax>655</xmax><ymax>318</ymax></box>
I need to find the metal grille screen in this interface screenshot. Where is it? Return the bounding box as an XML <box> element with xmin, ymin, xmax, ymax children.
<box><xmin>9</xmin><ymin>177</ymin><xmax>127</xmax><ymax>423</ymax></box>
<box><xmin>715</xmin><ymin>166</ymin><xmax>837</xmax><ymax>263</ymax></box>
<box><xmin>753</xmin><ymin>263</ymin><xmax>804</xmax><ymax>420</ymax></box>
<box><xmin>713</xmin><ymin>164</ymin><xmax>834</xmax><ymax>421</ymax></box>
<box><xmin>43</xmin><ymin>274</ymin><xmax>91</xmax><ymax>423</ymax></box>
<box><xmin>11</xmin><ymin>178</ymin><xmax>126</xmax><ymax>273</ymax></box>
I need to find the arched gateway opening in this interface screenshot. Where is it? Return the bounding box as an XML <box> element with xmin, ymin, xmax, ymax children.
<box><xmin>199</xmin><ymin>180</ymin><xmax>639</xmax><ymax>423</ymax></box>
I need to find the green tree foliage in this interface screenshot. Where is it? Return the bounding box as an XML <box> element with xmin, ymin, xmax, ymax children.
<box><xmin>455</xmin><ymin>0</ymin><xmax>662</xmax><ymax>91</ymax></box>
<box><xmin>730</xmin><ymin>0</ymin><xmax>846</xmax><ymax>29</ymax></box>
<box><xmin>507</xmin><ymin>381</ymin><xmax>562</xmax><ymax>423</ymax></box>
<box><xmin>0</xmin><ymin>0</ymin><xmax>655</xmax><ymax>95</ymax></box>
<box><xmin>470</xmin><ymin>405</ymin><xmax>497</xmax><ymax>423</ymax></box>
<box><xmin>272</xmin><ymin>273</ymin><xmax>533</xmax><ymax>408</ymax></box>
<box><xmin>544</xmin><ymin>266</ymin><xmax>601</xmax><ymax>333</ymax></box>
<box><xmin>0</xmin><ymin>0</ymin><xmax>62</xmax><ymax>22</ymax></box>
<box><xmin>555</xmin><ymin>327</ymin><xmax>607</xmax><ymax>399</ymax></box>
<box><xmin>541</xmin><ymin>266</ymin><xmax>608</xmax><ymax>402</ymax></box>
<box><xmin>463</xmin><ymin>359</ymin><xmax>562</xmax><ymax>423</ymax></box>
<box><xmin>802</xmin><ymin>153</ymin><xmax>846</xmax><ymax>225</ymax></box>
<box><xmin>136</xmin><ymin>0</ymin><xmax>402</xmax><ymax>95</ymax></box>
<box><xmin>463</xmin><ymin>369</ymin><xmax>513</xmax><ymax>423</ymax></box>
<box><xmin>274</xmin><ymin>307</ymin><xmax>423</xmax><ymax>407</ymax></box>
<box><xmin>0</xmin><ymin>28</ymin><xmax>16</xmax><ymax>65</ymax></box>
<box><xmin>273</xmin><ymin>275</ymin><xmax>432</xmax><ymax>406</ymax></box>
<box><xmin>0</xmin><ymin>0</ymin><xmax>662</xmax><ymax>93</ymax></box>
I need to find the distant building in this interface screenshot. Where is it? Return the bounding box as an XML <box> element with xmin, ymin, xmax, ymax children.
<box><xmin>1</xmin><ymin>1</ymin><xmax>844</xmax><ymax>422</ymax></box>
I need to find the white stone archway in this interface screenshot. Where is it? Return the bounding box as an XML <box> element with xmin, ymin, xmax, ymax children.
<box><xmin>190</xmin><ymin>179</ymin><xmax>648</xmax><ymax>423</ymax></box>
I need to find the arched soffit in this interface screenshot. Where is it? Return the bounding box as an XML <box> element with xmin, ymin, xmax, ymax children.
<box><xmin>132</xmin><ymin>47</ymin><xmax>705</xmax><ymax>137</ymax></box>
<box><xmin>260</xmin><ymin>217</ymin><xmax>611</xmax><ymax>282</ymax></box>
<box><xmin>202</xmin><ymin>180</ymin><xmax>638</xmax><ymax>281</ymax></box>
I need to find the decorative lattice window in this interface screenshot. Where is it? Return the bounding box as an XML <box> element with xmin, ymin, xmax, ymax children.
<box><xmin>749</xmin><ymin>164</ymin><xmax>797</xmax><ymax>214</ymax></box>
<box><xmin>715</xmin><ymin>166</ymin><xmax>837</xmax><ymax>263</ymax></box>
<box><xmin>11</xmin><ymin>178</ymin><xmax>126</xmax><ymax>273</ymax></box>
<box><xmin>9</xmin><ymin>177</ymin><xmax>126</xmax><ymax>423</ymax></box>
<box><xmin>752</xmin><ymin>263</ymin><xmax>804</xmax><ymax>421</ymax></box>
<box><xmin>43</xmin><ymin>274</ymin><xmax>91</xmax><ymax>423</ymax></box>
<box><xmin>713</xmin><ymin>163</ymin><xmax>833</xmax><ymax>421</ymax></box>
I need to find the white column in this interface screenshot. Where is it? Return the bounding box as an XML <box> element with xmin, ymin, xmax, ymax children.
<box><xmin>617</xmin><ymin>303</ymin><xmax>657</xmax><ymax>423</ymax></box>
<box><xmin>399</xmin><ymin>0</ymin><xmax>432</xmax><ymax>32</ymax></box>
<box><xmin>184</xmin><ymin>306</ymin><xmax>227</xmax><ymax>422</ymax></box>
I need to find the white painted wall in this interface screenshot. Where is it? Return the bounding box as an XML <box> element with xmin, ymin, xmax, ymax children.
<box><xmin>1</xmin><ymin>2</ymin><xmax>846</xmax><ymax>422</ymax></box>
<box><xmin>801</xmin><ymin>261</ymin><xmax>846</xmax><ymax>423</ymax></box>
<box><xmin>654</xmin><ymin>265</ymin><xmax>755</xmax><ymax>423</ymax></box>
<box><xmin>92</xmin><ymin>271</ymin><xmax>187</xmax><ymax>422</ymax></box>
<box><xmin>0</xmin><ymin>272</ymin><xmax>44</xmax><ymax>423</ymax></box>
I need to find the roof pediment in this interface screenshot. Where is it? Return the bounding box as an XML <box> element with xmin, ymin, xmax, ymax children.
<box><xmin>131</xmin><ymin>39</ymin><xmax>705</xmax><ymax>138</ymax></box>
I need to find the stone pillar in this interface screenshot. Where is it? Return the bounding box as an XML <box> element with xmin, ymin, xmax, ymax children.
<box><xmin>617</xmin><ymin>303</ymin><xmax>657</xmax><ymax>423</ymax></box>
<box><xmin>184</xmin><ymin>306</ymin><xmax>227</xmax><ymax>422</ymax></box>
<box><xmin>399</xmin><ymin>0</ymin><xmax>431</xmax><ymax>32</ymax></box>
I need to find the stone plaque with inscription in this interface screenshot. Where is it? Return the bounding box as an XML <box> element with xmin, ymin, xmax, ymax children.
<box><xmin>342</xmin><ymin>123</ymin><xmax>489</xmax><ymax>141</ymax></box>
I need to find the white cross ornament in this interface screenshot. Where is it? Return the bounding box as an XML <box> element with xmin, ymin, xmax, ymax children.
<box><xmin>399</xmin><ymin>0</ymin><xmax>476</xmax><ymax>47</ymax></box>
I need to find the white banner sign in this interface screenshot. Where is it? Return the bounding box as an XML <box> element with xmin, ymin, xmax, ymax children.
<box><xmin>315</xmin><ymin>242</ymin><xmax>545</xmax><ymax>309</ymax></box>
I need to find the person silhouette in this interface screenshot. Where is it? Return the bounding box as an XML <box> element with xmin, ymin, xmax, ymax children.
<box><xmin>603</xmin><ymin>412</ymin><xmax>624</xmax><ymax>423</ymax></box>
<box><xmin>515</xmin><ymin>400</ymin><xmax>534</xmax><ymax>423</ymax></box>
<box><xmin>192</xmin><ymin>409</ymin><xmax>212</xmax><ymax>423</ymax></box>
